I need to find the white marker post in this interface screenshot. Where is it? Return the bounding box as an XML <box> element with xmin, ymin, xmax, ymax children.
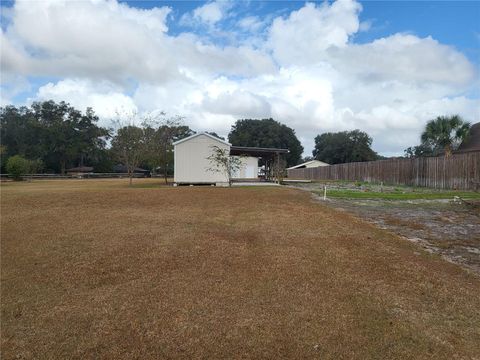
<box><xmin>323</xmin><ymin>185</ymin><xmax>327</xmax><ymax>201</ymax></box>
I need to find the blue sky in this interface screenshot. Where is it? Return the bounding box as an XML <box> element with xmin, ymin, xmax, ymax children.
<box><xmin>1</xmin><ymin>0</ymin><xmax>479</xmax><ymax>156</ymax></box>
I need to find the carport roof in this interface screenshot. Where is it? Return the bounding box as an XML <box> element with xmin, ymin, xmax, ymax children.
<box><xmin>230</xmin><ymin>146</ymin><xmax>289</xmax><ymax>157</ymax></box>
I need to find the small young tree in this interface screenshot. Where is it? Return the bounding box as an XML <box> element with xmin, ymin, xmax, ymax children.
<box><xmin>271</xmin><ymin>154</ymin><xmax>287</xmax><ymax>183</ymax></box>
<box><xmin>111</xmin><ymin>125</ymin><xmax>145</xmax><ymax>186</ymax></box>
<box><xmin>206</xmin><ymin>145</ymin><xmax>244</xmax><ymax>187</ymax></box>
<box><xmin>111</xmin><ymin>112</ymin><xmax>146</xmax><ymax>186</ymax></box>
<box><xmin>6</xmin><ymin>155</ymin><xmax>29</xmax><ymax>180</ymax></box>
<box><xmin>143</xmin><ymin>114</ymin><xmax>193</xmax><ymax>185</ymax></box>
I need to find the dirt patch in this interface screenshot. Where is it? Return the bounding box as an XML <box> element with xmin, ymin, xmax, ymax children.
<box><xmin>294</xmin><ymin>183</ymin><xmax>480</xmax><ymax>275</ymax></box>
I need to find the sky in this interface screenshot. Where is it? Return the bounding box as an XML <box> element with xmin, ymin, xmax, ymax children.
<box><xmin>1</xmin><ymin>0</ymin><xmax>479</xmax><ymax>157</ymax></box>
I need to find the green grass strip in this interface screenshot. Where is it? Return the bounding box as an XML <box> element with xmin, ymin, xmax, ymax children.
<box><xmin>316</xmin><ymin>189</ymin><xmax>480</xmax><ymax>200</ymax></box>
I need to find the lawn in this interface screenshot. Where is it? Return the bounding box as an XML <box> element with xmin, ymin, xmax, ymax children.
<box><xmin>1</xmin><ymin>179</ymin><xmax>480</xmax><ymax>359</ymax></box>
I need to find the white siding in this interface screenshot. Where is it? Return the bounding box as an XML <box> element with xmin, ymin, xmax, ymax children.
<box><xmin>174</xmin><ymin>134</ymin><xmax>230</xmax><ymax>184</ymax></box>
<box><xmin>232</xmin><ymin>156</ymin><xmax>259</xmax><ymax>179</ymax></box>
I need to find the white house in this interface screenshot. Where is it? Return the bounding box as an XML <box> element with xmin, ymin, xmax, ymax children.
<box><xmin>173</xmin><ymin>132</ymin><xmax>289</xmax><ymax>185</ymax></box>
<box><xmin>287</xmin><ymin>159</ymin><xmax>329</xmax><ymax>170</ymax></box>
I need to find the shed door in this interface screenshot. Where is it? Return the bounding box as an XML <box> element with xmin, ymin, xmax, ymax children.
<box><xmin>245</xmin><ymin>165</ymin><xmax>255</xmax><ymax>178</ymax></box>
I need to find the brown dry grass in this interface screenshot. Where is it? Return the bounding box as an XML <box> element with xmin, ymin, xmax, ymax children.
<box><xmin>1</xmin><ymin>179</ymin><xmax>480</xmax><ymax>359</ymax></box>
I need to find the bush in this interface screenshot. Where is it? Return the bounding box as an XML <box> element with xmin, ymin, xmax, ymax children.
<box><xmin>28</xmin><ymin>159</ymin><xmax>44</xmax><ymax>174</ymax></box>
<box><xmin>6</xmin><ymin>155</ymin><xmax>29</xmax><ymax>181</ymax></box>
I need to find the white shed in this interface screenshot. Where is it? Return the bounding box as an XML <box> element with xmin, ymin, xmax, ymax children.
<box><xmin>174</xmin><ymin>133</ymin><xmax>231</xmax><ymax>185</ymax></box>
<box><xmin>173</xmin><ymin>132</ymin><xmax>260</xmax><ymax>185</ymax></box>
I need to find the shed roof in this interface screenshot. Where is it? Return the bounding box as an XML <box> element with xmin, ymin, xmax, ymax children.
<box><xmin>173</xmin><ymin>132</ymin><xmax>231</xmax><ymax>146</ymax></box>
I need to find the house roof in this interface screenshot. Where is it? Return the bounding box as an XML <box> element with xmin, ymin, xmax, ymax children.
<box><xmin>113</xmin><ymin>164</ymin><xmax>149</xmax><ymax>173</ymax></box>
<box><xmin>287</xmin><ymin>160</ymin><xmax>329</xmax><ymax>170</ymax></box>
<box><xmin>457</xmin><ymin>122</ymin><xmax>480</xmax><ymax>153</ymax></box>
<box><xmin>173</xmin><ymin>132</ymin><xmax>231</xmax><ymax>146</ymax></box>
<box><xmin>229</xmin><ymin>146</ymin><xmax>289</xmax><ymax>158</ymax></box>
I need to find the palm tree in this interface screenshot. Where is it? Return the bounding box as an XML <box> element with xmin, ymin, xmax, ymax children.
<box><xmin>421</xmin><ymin>115</ymin><xmax>470</xmax><ymax>157</ymax></box>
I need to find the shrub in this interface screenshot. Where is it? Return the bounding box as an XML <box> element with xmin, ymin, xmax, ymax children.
<box><xmin>28</xmin><ymin>159</ymin><xmax>44</xmax><ymax>174</ymax></box>
<box><xmin>6</xmin><ymin>155</ymin><xmax>29</xmax><ymax>181</ymax></box>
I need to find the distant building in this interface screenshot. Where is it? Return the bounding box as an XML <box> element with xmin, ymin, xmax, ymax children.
<box><xmin>66</xmin><ymin>166</ymin><xmax>93</xmax><ymax>176</ymax></box>
<box><xmin>113</xmin><ymin>164</ymin><xmax>150</xmax><ymax>176</ymax></box>
<box><xmin>287</xmin><ymin>160</ymin><xmax>329</xmax><ymax>170</ymax></box>
<box><xmin>457</xmin><ymin>122</ymin><xmax>480</xmax><ymax>153</ymax></box>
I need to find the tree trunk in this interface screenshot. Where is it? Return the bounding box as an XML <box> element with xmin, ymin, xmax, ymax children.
<box><xmin>60</xmin><ymin>159</ymin><xmax>66</xmax><ymax>175</ymax></box>
<box><xmin>128</xmin><ymin>166</ymin><xmax>133</xmax><ymax>186</ymax></box>
<box><xmin>163</xmin><ymin>160</ymin><xmax>168</xmax><ymax>185</ymax></box>
<box><xmin>164</xmin><ymin>144</ymin><xmax>168</xmax><ymax>185</ymax></box>
<box><xmin>445</xmin><ymin>144</ymin><xmax>452</xmax><ymax>157</ymax></box>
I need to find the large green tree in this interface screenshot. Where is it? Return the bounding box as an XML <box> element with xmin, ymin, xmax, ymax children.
<box><xmin>228</xmin><ymin>118</ymin><xmax>303</xmax><ymax>166</ymax></box>
<box><xmin>32</xmin><ymin>101</ymin><xmax>110</xmax><ymax>174</ymax></box>
<box><xmin>0</xmin><ymin>105</ymin><xmax>44</xmax><ymax>163</ymax></box>
<box><xmin>404</xmin><ymin>143</ymin><xmax>437</xmax><ymax>158</ymax></box>
<box><xmin>1</xmin><ymin>101</ymin><xmax>110</xmax><ymax>173</ymax></box>
<box><xmin>420</xmin><ymin>115</ymin><xmax>470</xmax><ymax>157</ymax></box>
<box><xmin>313</xmin><ymin>130</ymin><xmax>378</xmax><ymax>164</ymax></box>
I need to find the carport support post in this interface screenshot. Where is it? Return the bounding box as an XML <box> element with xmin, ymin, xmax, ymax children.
<box><xmin>276</xmin><ymin>152</ymin><xmax>280</xmax><ymax>184</ymax></box>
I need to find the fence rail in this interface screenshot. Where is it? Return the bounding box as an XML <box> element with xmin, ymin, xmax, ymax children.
<box><xmin>287</xmin><ymin>151</ymin><xmax>480</xmax><ymax>190</ymax></box>
<box><xmin>0</xmin><ymin>173</ymin><xmax>151</xmax><ymax>180</ymax></box>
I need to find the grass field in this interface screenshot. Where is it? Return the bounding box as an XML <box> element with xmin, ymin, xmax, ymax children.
<box><xmin>1</xmin><ymin>179</ymin><xmax>480</xmax><ymax>359</ymax></box>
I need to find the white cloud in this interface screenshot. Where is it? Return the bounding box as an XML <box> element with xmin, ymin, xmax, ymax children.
<box><xmin>358</xmin><ymin>20</ymin><xmax>372</xmax><ymax>32</ymax></box>
<box><xmin>268</xmin><ymin>0</ymin><xmax>361</xmax><ymax>65</ymax></box>
<box><xmin>2</xmin><ymin>0</ymin><xmax>273</xmax><ymax>84</ymax></box>
<box><xmin>181</xmin><ymin>1</ymin><xmax>233</xmax><ymax>27</ymax></box>
<box><xmin>238</xmin><ymin>16</ymin><xmax>264</xmax><ymax>32</ymax></box>
<box><xmin>34</xmin><ymin>79</ymin><xmax>138</xmax><ymax>122</ymax></box>
<box><xmin>1</xmin><ymin>0</ymin><xmax>479</xmax><ymax>156</ymax></box>
<box><xmin>329</xmin><ymin>34</ymin><xmax>476</xmax><ymax>87</ymax></box>
<box><xmin>193</xmin><ymin>1</ymin><xmax>224</xmax><ymax>24</ymax></box>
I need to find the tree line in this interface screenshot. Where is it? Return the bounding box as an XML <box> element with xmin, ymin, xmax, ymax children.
<box><xmin>0</xmin><ymin>102</ymin><xmax>306</xmax><ymax>180</ymax></box>
<box><xmin>0</xmin><ymin>101</ymin><xmax>196</xmax><ymax>182</ymax></box>
<box><xmin>0</xmin><ymin>100</ymin><xmax>473</xmax><ymax>180</ymax></box>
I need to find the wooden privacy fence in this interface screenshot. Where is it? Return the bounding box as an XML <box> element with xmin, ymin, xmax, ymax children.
<box><xmin>287</xmin><ymin>151</ymin><xmax>480</xmax><ymax>190</ymax></box>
